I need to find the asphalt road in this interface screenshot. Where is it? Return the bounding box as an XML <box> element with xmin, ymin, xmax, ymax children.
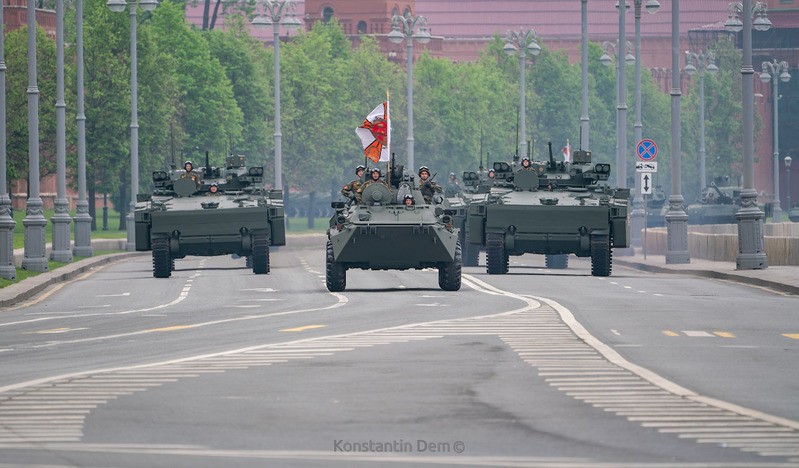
<box><xmin>1</xmin><ymin>239</ymin><xmax>798</xmax><ymax>467</ymax></box>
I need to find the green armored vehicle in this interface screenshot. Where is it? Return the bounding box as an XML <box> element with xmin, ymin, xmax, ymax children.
<box><xmin>686</xmin><ymin>177</ymin><xmax>741</xmax><ymax>225</ymax></box>
<box><xmin>467</xmin><ymin>144</ymin><xmax>630</xmax><ymax>276</ymax></box>
<box><xmin>444</xmin><ymin>168</ymin><xmax>496</xmax><ymax>267</ymax></box>
<box><xmin>326</xmin><ymin>165</ymin><xmax>462</xmax><ymax>292</ymax></box>
<box><xmin>135</xmin><ymin>154</ymin><xmax>286</xmax><ymax>278</ymax></box>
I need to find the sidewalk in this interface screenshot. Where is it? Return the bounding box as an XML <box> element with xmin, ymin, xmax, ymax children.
<box><xmin>615</xmin><ymin>251</ymin><xmax>799</xmax><ymax>296</ymax></box>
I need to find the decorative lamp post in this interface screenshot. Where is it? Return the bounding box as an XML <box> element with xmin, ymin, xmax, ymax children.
<box><xmin>74</xmin><ymin>0</ymin><xmax>93</xmax><ymax>257</ymax></box>
<box><xmin>785</xmin><ymin>155</ymin><xmax>792</xmax><ymax>216</ymax></box>
<box><xmin>107</xmin><ymin>0</ymin><xmax>160</xmax><ymax>252</ymax></box>
<box><xmin>630</xmin><ymin>0</ymin><xmax>660</xmax><ymax>248</ymax></box>
<box><xmin>759</xmin><ymin>59</ymin><xmax>790</xmax><ymax>222</ymax></box>
<box><xmin>580</xmin><ymin>0</ymin><xmax>590</xmax><ymax>151</ymax></box>
<box><xmin>22</xmin><ymin>0</ymin><xmax>48</xmax><ymax>272</ymax></box>
<box><xmin>503</xmin><ymin>29</ymin><xmax>541</xmax><ymax>161</ymax></box>
<box><xmin>252</xmin><ymin>0</ymin><xmax>301</xmax><ymax>191</ymax></box>
<box><xmin>388</xmin><ymin>11</ymin><xmax>431</xmax><ymax>173</ymax></box>
<box><xmin>684</xmin><ymin>50</ymin><xmax>718</xmax><ymax>194</ymax></box>
<box><xmin>600</xmin><ymin>39</ymin><xmax>635</xmax><ymax>187</ymax></box>
<box><xmin>726</xmin><ymin>0</ymin><xmax>770</xmax><ymax>269</ymax></box>
<box><xmin>665</xmin><ymin>0</ymin><xmax>689</xmax><ymax>264</ymax></box>
<box><xmin>50</xmin><ymin>0</ymin><xmax>72</xmax><ymax>262</ymax></box>
<box><xmin>0</xmin><ymin>0</ymin><xmax>15</xmax><ymax>279</ymax></box>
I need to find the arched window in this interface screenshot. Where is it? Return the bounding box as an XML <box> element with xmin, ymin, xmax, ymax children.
<box><xmin>403</xmin><ymin>6</ymin><xmax>411</xmax><ymax>16</ymax></box>
<box><xmin>392</xmin><ymin>6</ymin><xmax>399</xmax><ymax>17</ymax></box>
<box><xmin>357</xmin><ymin>21</ymin><xmax>367</xmax><ymax>34</ymax></box>
<box><xmin>322</xmin><ymin>6</ymin><xmax>334</xmax><ymax>23</ymax></box>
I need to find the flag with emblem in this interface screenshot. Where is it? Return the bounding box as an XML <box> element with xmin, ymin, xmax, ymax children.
<box><xmin>562</xmin><ymin>139</ymin><xmax>571</xmax><ymax>163</ymax></box>
<box><xmin>356</xmin><ymin>98</ymin><xmax>390</xmax><ymax>163</ymax></box>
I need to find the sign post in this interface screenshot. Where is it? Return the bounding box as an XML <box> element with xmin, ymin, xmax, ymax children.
<box><xmin>635</xmin><ymin>139</ymin><xmax>658</xmax><ymax>258</ymax></box>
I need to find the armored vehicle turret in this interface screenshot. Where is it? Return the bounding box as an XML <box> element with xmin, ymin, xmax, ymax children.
<box><xmin>326</xmin><ymin>164</ymin><xmax>462</xmax><ymax>292</ymax></box>
<box><xmin>686</xmin><ymin>177</ymin><xmax>741</xmax><ymax>225</ymax></box>
<box><xmin>134</xmin><ymin>154</ymin><xmax>285</xmax><ymax>278</ymax></box>
<box><xmin>467</xmin><ymin>144</ymin><xmax>630</xmax><ymax>276</ymax></box>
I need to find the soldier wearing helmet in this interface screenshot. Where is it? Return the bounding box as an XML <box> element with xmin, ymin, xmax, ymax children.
<box><xmin>341</xmin><ymin>164</ymin><xmax>366</xmax><ymax>202</ymax></box>
<box><xmin>444</xmin><ymin>172</ymin><xmax>462</xmax><ymax>197</ymax></box>
<box><xmin>403</xmin><ymin>194</ymin><xmax>415</xmax><ymax>207</ymax></box>
<box><xmin>180</xmin><ymin>160</ymin><xmax>199</xmax><ymax>182</ymax></box>
<box><xmin>418</xmin><ymin>166</ymin><xmax>442</xmax><ymax>204</ymax></box>
<box><xmin>520</xmin><ymin>157</ymin><xmax>532</xmax><ymax>170</ymax></box>
<box><xmin>357</xmin><ymin>166</ymin><xmax>389</xmax><ymax>199</ymax></box>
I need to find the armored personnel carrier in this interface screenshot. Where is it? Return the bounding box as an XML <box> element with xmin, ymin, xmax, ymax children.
<box><xmin>686</xmin><ymin>177</ymin><xmax>741</xmax><ymax>225</ymax></box>
<box><xmin>443</xmin><ymin>169</ymin><xmax>494</xmax><ymax>267</ymax></box>
<box><xmin>326</xmin><ymin>165</ymin><xmax>462</xmax><ymax>292</ymax></box>
<box><xmin>467</xmin><ymin>144</ymin><xmax>630</xmax><ymax>276</ymax></box>
<box><xmin>135</xmin><ymin>154</ymin><xmax>285</xmax><ymax>278</ymax></box>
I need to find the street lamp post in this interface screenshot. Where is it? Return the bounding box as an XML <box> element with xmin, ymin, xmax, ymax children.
<box><xmin>388</xmin><ymin>11</ymin><xmax>431</xmax><ymax>173</ymax></box>
<box><xmin>580</xmin><ymin>0</ymin><xmax>589</xmax><ymax>151</ymax></box>
<box><xmin>73</xmin><ymin>0</ymin><xmax>93</xmax><ymax>257</ymax></box>
<box><xmin>0</xmin><ymin>0</ymin><xmax>14</xmax><ymax>279</ymax></box>
<box><xmin>600</xmin><ymin>39</ymin><xmax>635</xmax><ymax>187</ymax></box>
<box><xmin>107</xmin><ymin>0</ymin><xmax>160</xmax><ymax>252</ymax></box>
<box><xmin>684</xmin><ymin>50</ymin><xmax>719</xmax><ymax>194</ymax></box>
<box><xmin>50</xmin><ymin>0</ymin><xmax>72</xmax><ymax>263</ymax></box>
<box><xmin>503</xmin><ymin>29</ymin><xmax>541</xmax><ymax>161</ymax></box>
<box><xmin>786</xmin><ymin>155</ymin><xmax>792</xmax><ymax>215</ymax></box>
<box><xmin>21</xmin><ymin>0</ymin><xmax>48</xmax><ymax>272</ymax></box>
<box><xmin>252</xmin><ymin>1</ymin><xmax>301</xmax><ymax>191</ymax></box>
<box><xmin>665</xmin><ymin>0</ymin><xmax>689</xmax><ymax>264</ymax></box>
<box><xmin>759</xmin><ymin>59</ymin><xmax>790</xmax><ymax>222</ymax></box>
<box><xmin>726</xmin><ymin>1</ymin><xmax>770</xmax><ymax>269</ymax></box>
<box><xmin>630</xmin><ymin>0</ymin><xmax>660</xmax><ymax>248</ymax></box>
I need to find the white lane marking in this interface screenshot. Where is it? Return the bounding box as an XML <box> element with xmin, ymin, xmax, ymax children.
<box><xmin>653</xmin><ymin>293</ymin><xmax>663</xmax><ymax>297</ymax></box>
<box><xmin>610</xmin><ymin>329</ymin><xmax>621</xmax><ymax>336</ymax></box>
<box><xmin>623</xmin><ymin>286</ymin><xmax>632</xmax><ymax>289</ymax></box>
<box><xmin>240</xmin><ymin>288</ymin><xmax>277</xmax><ymax>292</ymax></box>
<box><xmin>76</xmin><ymin>305</ymin><xmax>111</xmax><ymax>309</ymax></box>
<box><xmin>95</xmin><ymin>293</ymin><xmax>130</xmax><ymax>298</ymax></box>
<box><xmin>683</xmin><ymin>330</ymin><xmax>714</xmax><ymax>337</ymax></box>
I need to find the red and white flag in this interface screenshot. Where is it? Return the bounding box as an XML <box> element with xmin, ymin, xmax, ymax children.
<box><xmin>356</xmin><ymin>98</ymin><xmax>390</xmax><ymax>163</ymax></box>
<box><xmin>562</xmin><ymin>139</ymin><xmax>571</xmax><ymax>162</ymax></box>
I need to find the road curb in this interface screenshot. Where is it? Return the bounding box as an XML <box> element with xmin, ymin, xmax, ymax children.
<box><xmin>0</xmin><ymin>252</ymin><xmax>146</xmax><ymax>308</ymax></box>
<box><xmin>615</xmin><ymin>259</ymin><xmax>799</xmax><ymax>296</ymax></box>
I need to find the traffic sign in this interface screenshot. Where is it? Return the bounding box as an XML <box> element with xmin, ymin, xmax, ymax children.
<box><xmin>640</xmin><ymin>172</ymin><xmax>654</xmax><ymax>195</ymax></box>
<box><xmin>635</xmin><ymin>161</ymin><xmax>658</xmax><ymax>173</ymax></box>
<box><xmin>636</xmin><ymin>139</ymin><xmax>658</xmax><ymax>161</ymax></box>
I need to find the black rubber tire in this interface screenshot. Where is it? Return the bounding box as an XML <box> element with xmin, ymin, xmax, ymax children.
<box><xmin>326</xmin><ymin>240</ymin><xmax>346</xmax><ymax>292</ymax></box>
<box><xmin>486</xmin><ymin>232</ymin><xmax>509</xmax><ymax>275</ymax></box>
<box><xmin>545</xmin><ymin>254</ymin><xmax>569</xmax><ymax>269</ymax></box>
<box><xmin>590</xmin><ymin>234</ymin><xmax>613</xmax><ymax>277</ymax></box>
<box><xmin>252</xmin><ymin>233</ymin><xmax>270</xmax><ymax>274</ymax></box>
<box><xmin>152</xmin><ymin>237</ymin><xmax>171</xmax><ymax>278</ymax></box>
<box><xmin>462</xmin><ymin>226</ymin><xmax>480</xmax><ymax>267</ymax></box>
<box><xmin>438</xmin><ymin>241</ymin><xmax>462</xmax><ymax>291</ymax></box>
<box><xmin>245</xmin><ymin>256</ymin><xmax>252</xmax><ymax>268</ymax></box>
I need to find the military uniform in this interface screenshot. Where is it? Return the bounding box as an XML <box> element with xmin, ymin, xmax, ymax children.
<box><xmin>419</xmin><ymin>180</ymin><xmax>442</xmax><ymax>204</ymax></box>
<box><xmin>357</xmin><ymin>179</ymin><xmax>389</xmax><ymax>199</ymax></box>
<box><xmin>341</xmin><ymin>179</ymin><xmax>363</xmax><ymax>201</ymax></box>
<box><xmin>445</xmin><ymin>179</ymin><xmax>462</xmax><ymax>197</ymax></box>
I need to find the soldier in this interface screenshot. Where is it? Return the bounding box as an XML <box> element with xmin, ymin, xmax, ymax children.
<box><xmin>180</xmin><ymin>160</ymin><xmax>200</xmax><ymax>185</ymax></box>
<box><xmin>418</xmin><ymin>166</ymin><xmax>442</xmax><ymax>204</ymax></box>
<box><xmin>208</xmin><ymin>183</ymin><xmax>220</xmax><ymax>195</ymax></box>
<box><xmin>444</xmin><ymin>172</ymin><xmax>462</xmax><ymax>197</ymax></box>
<box><xmin>520</xmin><ymin>157</ymin><xmax>532</xmax><ymax>170</ymax></box>
<box><xmin>403</xmin><ymin>194</ymin><xmax>415</xmax><ymax>206</ymax></box>
<box><xmin>357</xmin><ymin>167</ymin><xmax>388</xmax><ymax>198</ymax></box>
<box><xmin>341</xmin><ymin>164</ymin><xmax>366</xmax><ymax>202</ymax></box>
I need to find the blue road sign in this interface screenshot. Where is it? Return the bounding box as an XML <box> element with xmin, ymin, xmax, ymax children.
<box><xmin>637</xmin><ymin>139</ymin><xmax>658</xmax><ymax>161</ymax></box>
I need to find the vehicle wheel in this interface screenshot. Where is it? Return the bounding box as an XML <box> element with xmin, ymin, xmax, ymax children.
<box><xmin>252</xmin><ymin>233</ymin><xmax>270</xmax><ymax>274</ymax></box>
<box><xmin>486</xmin><ymin>232</ymin><xmax>509</xmax><ymax>275</ymax></box>
<box><xmin>462</xmin><ymin>226</ymin><xmax>479</xmax><ymax>267</ymax></box>
<box><xmin>326</xmin><ymin>240</ymin><xmax>346</xmax><ymax>292</ymax></box>
<box><xmin>590</xmin><ymin>234</ymin><xmax>612</xmax><ymax>277</ymax></box>
<box><xmin>438</xmin><ymin>241</ymin><xmax>462</xmax><ymax>291</ymax></box>
<box><xmin>245</xmin><ymin>256</ymin><xmax>252</xmax><ymax>268</ymax></box>
<box><xmin>152</xmin><ymin>237</ymin><xmax>171</xmax><ymax>278</ymax></box>
<box><xmin>545</xmin><ymin>254</ymin><xmax>569</xmax><ymax>269</ymax></box>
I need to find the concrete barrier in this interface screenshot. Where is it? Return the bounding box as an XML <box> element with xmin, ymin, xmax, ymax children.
<box><xmin>640</xmin><ymin>222</ymin><xmax>799</xmax><ymax>265</ymax></box>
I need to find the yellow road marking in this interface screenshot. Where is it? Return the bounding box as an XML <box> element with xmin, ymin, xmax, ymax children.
<box><xmin>280</xmin><ymin>324</ymin><xmax>327</xmax><ymax>332</ymax></box>
<box><xmin>147</xmin><ymin>325</ymin><xmax>196</xmax><ymax>333</ymax></box>
<box><xmin>25</xmin><ymin>328</ymin><xmax>72</xmax><ymax>335</ymax></box>
<box><xmin>783</xmin><ymin>334</ymin><xmax>799</xmax><ymax>340</ymax></box>
<box><xmin>714</xmin><ymin>331</ymin><xmax>735</xmax><ymax>338</ymax></box>
<box><xmin>662</xmin><ymin>330</ymin><xmax>679</xmax><ymax>337</ymax></box>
